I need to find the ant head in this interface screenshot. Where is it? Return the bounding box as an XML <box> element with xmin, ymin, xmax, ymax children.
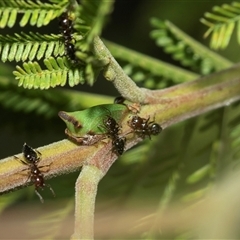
<box><xmin>22</xmin><ymin>143</ymin><xmax>40</xmax><ymax>163</ymax></box>
<box><xmin>104</xmin><ymin>116</ymin><xmax>116</xmax><ymax>127</ymax></box>
<box><xmin>59</xmin><ymin>12</ymin><xmax>72</xmax><ymax>28</ymax></box>
<box><xmin>103</xmin><ymin>108</ymin><xmax>117</xmax><ymax>127</ymax></box>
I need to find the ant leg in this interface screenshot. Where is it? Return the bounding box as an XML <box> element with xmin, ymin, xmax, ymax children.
<box><xmin>46</xmin><ymin>183</ymin><xmax>56</xmax><ymax>197</ymax></box>
<box><xmin>14</xmin><ymin>156</ymin><xmax>32</xmax><ymax>184</ymax></box>
<box><xmin>33</xmin><ymin>149</ymin><xmax>42</xmax><ymax>156</ymax></box>
<box><xmin>14</xmin><ymin>156</ymin><xmax>28</xmax><ymax>165</ymax></box>
<box><xmin>147</xmin><ymin>134</ymin><xmax>152</xmax><ymax>140</ymax></box>
<box><xmin>35</xmin><ymin>189</ymin><xmax>44</xmax><ymax>203</ymax></box>
<box><xmin>38</xmin><ymin>162</ymin><xmax>52</xmax><ymax>173</ymax></box>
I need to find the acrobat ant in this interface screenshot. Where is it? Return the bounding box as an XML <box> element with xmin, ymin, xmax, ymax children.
<box><xmin>59</xmin><ymin>11</ymin><xmax>77</xmax><ymax>63</ymax></box>
<box><xmin>103</xmin><ymin>115</ymin><xmax>126</xmax><ymax>155</ymax></box>
<box><xmin>128</xmin><ymin>115</ymin><xmax>162</xmax><ymax>139</ymax></box>
<box><xmin>14</xmin><ymin>143</ymin><xmax>55</xmax><ymax>203</ymax></box>
<box><xmin>103</xmin><ymin>115</ymin><xmax>121</xmax><ymax>137</ymax></box>
<box><xmin>100</xmin><ymin>110</ymin><xmax>127</xmax><ymax>155</ymax></box>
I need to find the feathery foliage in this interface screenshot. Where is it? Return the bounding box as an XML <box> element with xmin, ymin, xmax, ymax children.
<box><xmin>0</xmin><ymin>0</ymin><xmax>66</xmax><ymax>28</ymax></box>
<box><xmin>0</xmin><ymin>69</ymin><xmax>113</xmax><ymax>119</ymax></box>
<box><xmin>0</xmin><ymin>32</ymin><xmax>65</xmax><ymax>62</ymax></box>
<box><xmin>74</xmin><ymin>0</ymin><xmax>114</xmax><ymax>53</ymax></box>
<box><xmin>0</xmin><ymin>78</ymin><xmax>65</xmax><ymax>118</ymax></box>
<box><xmin>105</xmin><ymin>40</ymin><xmax>198</xmax><ymax>89</ymax></box>
<box><xmin>200</xmin><ymin>1</ymin><xmax>240</xmax><ymax>50</ymax></box>
<box><xmin>150</xmin><ymin>18</ymin><xmax>232</xmax><ymax>75</ymax></box>
<box><xmin>1</xmin><ymin>1</ymin><xmax>240</xmax><ymax>239</ymax></box>
<box><xmin>13</xmin><ymin>57</ymin><xmax>88</xmax><ymax>89</ymax></box>
<box><xmin>0</xmin><ymin>0</ymin><xmax>110</xmax><ymax>89</ymax></box>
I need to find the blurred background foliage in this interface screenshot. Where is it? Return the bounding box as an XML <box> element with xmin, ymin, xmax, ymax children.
<box><xmin>1</xmin><ymin>0</ymin><xmax>240</xmax><ymax>239</ymax></box>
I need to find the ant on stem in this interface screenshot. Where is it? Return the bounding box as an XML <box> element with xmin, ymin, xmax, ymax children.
<box><xmin>14</xmin><ymin>143</ymin><xmax>55</xmax><ymax>203</ymax></box>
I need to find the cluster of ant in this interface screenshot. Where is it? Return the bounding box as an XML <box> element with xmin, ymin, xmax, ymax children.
<box><xmin>15</xmin><ymin>143</ymin><xmax>55</xmax><ymax>203</ymax></box>
<box><xmin>104</xmin><ymin>97</ymin><xmax>162</xmax><ymax>156</ymax></box>
<box><xmin>59</xmin><ymin>11</ymin><xmax>77</xmax><ymax>63</ymax></box>
<box><xmin>13</xmin><ymin>100</ymin><xmax>161</xmax><ymax>203</ymax></box>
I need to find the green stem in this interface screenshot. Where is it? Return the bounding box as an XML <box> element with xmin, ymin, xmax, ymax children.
<box><xmin>93</xmin><ymin>36</ymin><xmax>146</xmax><ymax>103</ymax></box>
<box><xmin>1</xmin><ymin>63</ymin><xmax>240</xmax><ymax>239</ymax></box>
<box><xmin>71</xmin><ymin>164</ymin><xmax>104</xmax><ymax>240</ymax></box>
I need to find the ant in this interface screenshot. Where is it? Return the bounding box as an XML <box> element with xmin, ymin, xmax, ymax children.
<box><xmin>128</xmin><ymin>115</ymin><xmax>162</xmax><ymax>139</ymax></box>
<box><xmin>103</xmin><ymin>115</ymin><xmax>122</xmax><ymax>137</ymax></box>
<box><xmin>99</xmin><ymin>108</ymin><xmax>122</xmax><ymax>139</ymax></box>
<box><xmin>14</xmin><ymin>143</ymin><xmax>55</xmax><ymax>203</ymax></box>
<box><xmin>101</xmin><ymin>110</ymin><xmax>126</xmax><ymax>155</ymax></box>
<box><xmin>59</xmin><ymin>11</ymin><xmax>77</xmax><ymax>63</ymax></box>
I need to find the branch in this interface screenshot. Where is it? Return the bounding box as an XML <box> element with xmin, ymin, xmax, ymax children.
<box><xmin>93</xmin><ymin>36</ymin><xmax>147</xmax><ymax>103</ymax></box>
<box><xmin>1</xmin><ymin>63</ymin><xmax>240</xmax><ymax>239</ymax></box>
<box><xmin>71</xmin><ymin>165</ymin><xmax>104</xmax><ymax>240</ymax></box>
<box><xmin>1</xmin><ymin>62</ymin><xmax>240</xmax><ymax>193</ymax></box>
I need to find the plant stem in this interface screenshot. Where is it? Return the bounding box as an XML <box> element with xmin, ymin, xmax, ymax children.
<box><xmin>1</xmin><ymin>63</ymin><xmax>240</xmax><ymax>239</ymax></box>
<box><xmin>93</xmin><ymin>36</ymin><xmax>146</xmax><ymax>103</ymax></box>
<box><xmin>71</xmin><ymin>164</ymin><xmax>104</xmax><ymax>240</ymax></box>
<box><xmin>2</xmin><ymin>63</ymin><xmax>240</xmax><ymax>193</ymax></box>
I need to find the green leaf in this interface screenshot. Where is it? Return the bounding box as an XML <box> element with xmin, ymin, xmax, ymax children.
<box><xmin>150</xmin><ymin>18</ymin><xmax>232</xmax><ymax>75</ymax></box>
<box><xmin>105</xmin><ymin>39</ymin><xmax>199</xmax><ymax>89</ymax></box>
<box><xmin>13</xmin><ymin>57</ymin><xmax>86</xmax><ymax>89</ymax></box>
<box><xmin>0</xmin><ymin>0</ymin><xmax>66</xmax><ymax>28</ymax></box>
<box><xmin>0</xmin><ymin>32</ymin><xmax>64</xmax><ymax>62</ymax></box>
<box><xmin>201</xmin><ymin>1</ymin><xmax>240</xmax><ymax>49</ymax></box>
<box><xmin>186</xmin><ymin>164</ymin><xmax>211</xmax><ymax>184</ymax></box>
<box><xmin>74</xmin><ymin>0</ymin><xmax>114</xmax><ymax>52</ymax></box>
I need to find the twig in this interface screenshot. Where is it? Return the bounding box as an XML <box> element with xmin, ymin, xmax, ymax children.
<box><xmin>1</xmin><ymin>63</ymin><xmax>240</xmax><ymax>239</ymax></box>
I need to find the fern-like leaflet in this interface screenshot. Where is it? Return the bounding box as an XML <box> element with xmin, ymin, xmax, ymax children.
<box><xmin>13</xmin><ymin>57</ymin><xmax>86</xmax><ymax>89</ymax></box>
<box><xmin>150</xmin><ymin>18</ymin><xmax>232</xmax><ymax>75</ymax></box>
<box><xmin>104</xmin><ymin>40</ymin><xmax>198</xmax><ymax>89</ymax></box>
<box><xmin>0</xmin><ymin>0</ymin><xmax>66</xmax><ymax>28</ymax></box>
<box><xmin>200</xmin><ymin>1</ymin><xmax>240</xmax><ymax>50</ymax></box>
<box><xmin>0</xmin><ymin>32</ymin><xmax>66</xmax><ymax>62</ymax></box>
<box><xmin>74</xmin><ymin>0</ymin><xmax>114</xmax><ymax>54</ymax></box>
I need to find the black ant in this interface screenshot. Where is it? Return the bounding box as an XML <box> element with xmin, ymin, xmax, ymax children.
<box><xmin>128</xmin><ymin>115</ymin><xmax>162</xmax><ymax>139</ymax></box>
<box><xmin>59</xmin><ymin>11</ymin><xmax>77</xmax><ymax>63</ymax></box>
<box><xmin>14</xmin><ymin>143</ymin><xmax>55</xmax><ymax>203</ymax></box>
<box><xmin>103</xmin><ymin>115</ymin><xmax>121</xmax><ymax>137</ymax></box>
<box><xmin>100</xmin><ymin>110</ymin><xmax>126</xmax><ymax>155</ymax></box>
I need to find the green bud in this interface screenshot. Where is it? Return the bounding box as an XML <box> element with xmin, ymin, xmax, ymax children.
<box><xmin>58</xmin><ymin>104</ymin><xmax>129</xmax><ymax>145</ymax></box>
